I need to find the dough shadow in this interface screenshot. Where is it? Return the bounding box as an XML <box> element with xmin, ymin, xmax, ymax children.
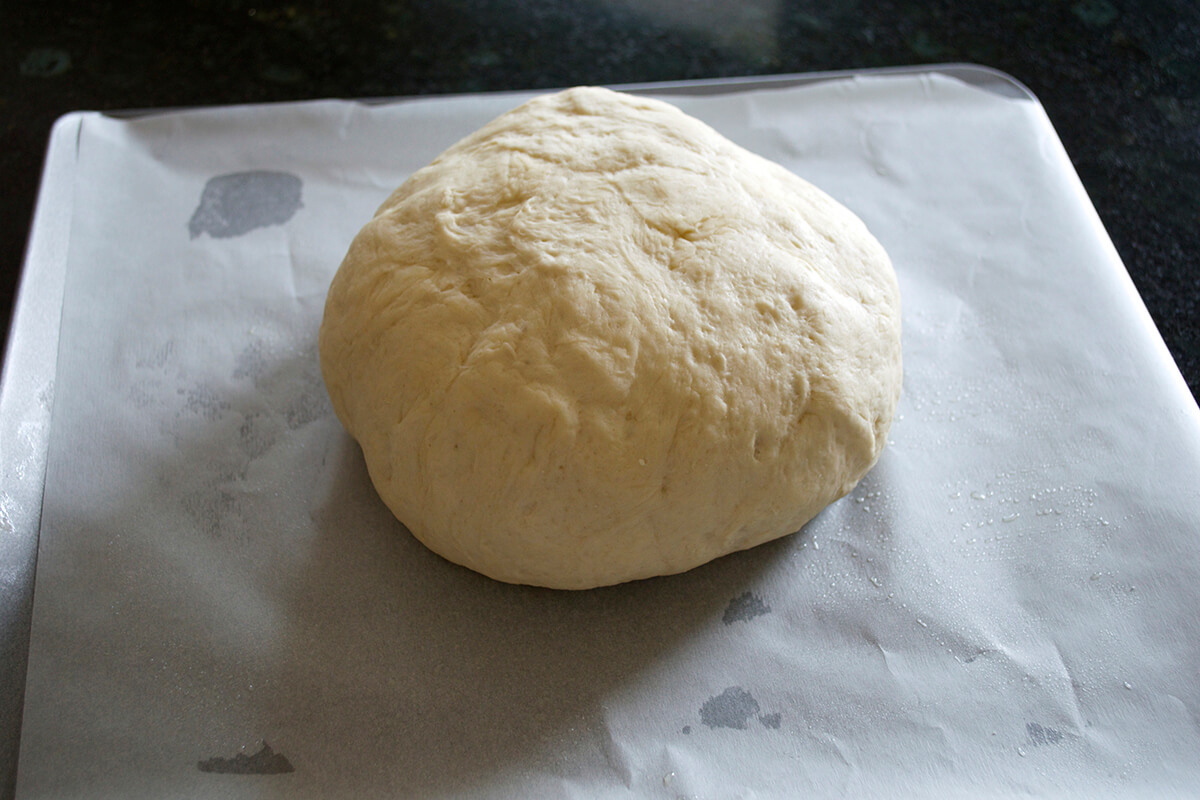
<box><xmin>267</xmin><ymin>430</ymin><xmax>791</xmax><ymax>797</ymax></box>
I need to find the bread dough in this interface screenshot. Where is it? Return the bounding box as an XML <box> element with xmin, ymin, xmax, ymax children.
<box><xmin>319</xmin><ymin>87</ymin><xmax>902</xmax><ymax>589</ymax></box>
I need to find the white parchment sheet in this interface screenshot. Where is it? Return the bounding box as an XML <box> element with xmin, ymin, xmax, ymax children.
<box><xmin>17</xmin><ymin>74</ymin><xmax>1200</xmax><ymax>798</ymax></box>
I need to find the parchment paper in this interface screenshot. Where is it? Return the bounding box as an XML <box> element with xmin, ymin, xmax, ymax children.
<box><xmin>16</xmin><ymin>73</ymin><xmax>1200</xmax><ymax>798</ymax></box>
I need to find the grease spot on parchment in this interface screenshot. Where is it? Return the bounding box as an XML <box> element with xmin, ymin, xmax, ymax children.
<box><xmin>722</xmin><ymin>591</ymin><xmax>770</xmax><ymax>624</ymax></box>
<box><xmin>1026</xmin><ymin>721</ymin><xmax>1064</xmax><ymax>746</ymax></box>
<box><xmin>963</xmin><ymin>648</ymin><xmax>994</xmax><ymax>664</ymax></box>
<box><xmin>198</xmin><ymin>741</ymin><xmax>294</xmax><ymax>774</ymax></box>
<box><xmin>189</xmin><ymin>171</ymin><xmax>302</xmax><ymax>239</ymax></box>
<box><xmin>169</xmin><ymin>339</ymin><xmax>332</xmax><ymax>538</ymax></box>
<box><xmin>699</xmin><ymin>687</ymin><xmax>781</xmax><ymax>731</ymax></box>
<box><xmin>284</xmin><ymin>384</ymin><xmax>330</xmax><ymax>430</ymax></box>
<box><xmin>182</xmin><ymin>488</ymin><xmax>239</xmax><ymax>538</ymax></box>
<box><xmin>183</xmin><ymin>385</ymin><xmax>231</xmax><ymax>422</ymax></box>
<box><xmin>233</xmin><ymin>340</ymin><xmax>270</xmax><ymax>382</ymax></box>
<box><xmin>238</xmin><ymin>412</ymin><xmax>276</xmax><ymax>460</ymax></box>
<box><xmin>136</xmin><ymin>340</ymin><xmax>177</xmax><ymax>370</ymax></box>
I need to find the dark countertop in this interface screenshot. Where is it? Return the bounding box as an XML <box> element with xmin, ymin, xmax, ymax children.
<box><xmin>2</xmin><ymin>0</ymin><xmax>1197</xmax><ymax>401</ymax></box>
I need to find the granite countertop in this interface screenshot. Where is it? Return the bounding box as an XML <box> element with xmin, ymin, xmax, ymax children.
<box><xmin>2</xmin><ymin>0</ymin><xmax>1197</xmax><ymax>401</ymax></box>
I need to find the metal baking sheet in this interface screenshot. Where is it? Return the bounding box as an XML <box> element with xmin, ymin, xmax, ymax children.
<box><xmin>4</xmin><ymin>65</ymin><xmax>1200</xmax><ymax>797</ymax></box>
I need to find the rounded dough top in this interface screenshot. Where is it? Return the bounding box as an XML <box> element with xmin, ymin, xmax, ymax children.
<box><xmin>320</xmin><ymin>86</ymin><xmax>902</xmax><ymax>589</ymax></box>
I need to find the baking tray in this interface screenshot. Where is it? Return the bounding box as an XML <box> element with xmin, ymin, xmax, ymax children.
<box><xmin>3</xmin><ymin>65</ymin><xmax>1199</xmax><ymax>797</ymax></box>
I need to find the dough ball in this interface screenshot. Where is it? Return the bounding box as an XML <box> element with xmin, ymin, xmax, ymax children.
<box><xmin>319</xmin><ymin>87</ymin><xmax>901</xmax><ymax>590</ymax></box>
